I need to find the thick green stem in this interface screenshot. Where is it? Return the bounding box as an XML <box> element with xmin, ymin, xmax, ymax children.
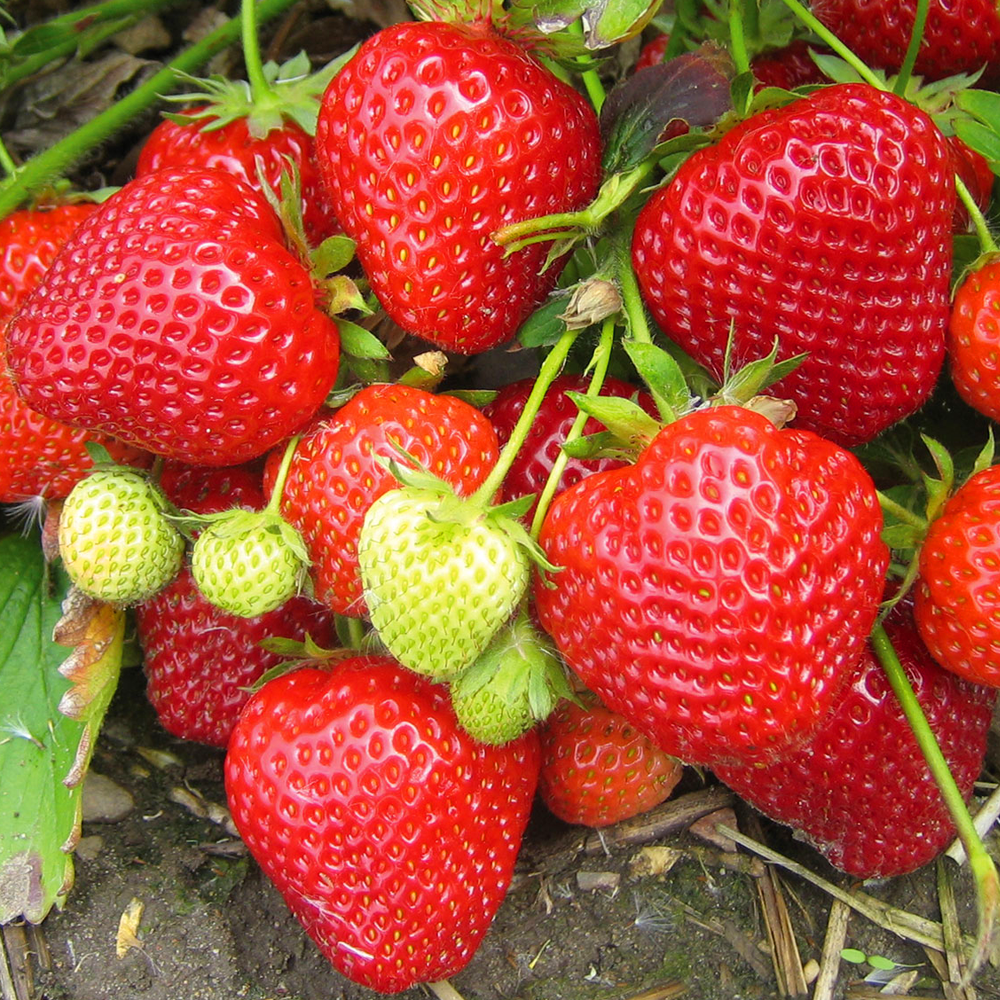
<box><xmin>871</xmin><ymin>623</ymin><xmax>999</xmax><ymax>978</ymax></box>
<box><xmin>894</xmin><ymin>0</ymin><xmax>928</xmax><ymax>96</ymax></box>
<box><xmin>618</xmin><ymin>243</ymin><xmax>655</xmax><ymax>345</ymax></box>
<box><xmin>876</xmin><ymin>490</ymin><xmax>929</xmax><ymax>531</ymax></box>
<box><xmin>241</xmin><ymin>0</ymin><xmax>274</xmax><ymax>104</ymax></box>
<box><xmin>957</xmin><ymin>175</ymin><xmax>1000</xmax><ymax>256</ymax></box>
<box><xmin>0</xmin><ymin>137</ymin><xmax>17</xmax><ymax>179</ymax></box>
<box><xmin>774</xmin><ymin>0</ymin><xmax>885</xmax><ymax>90</ymax></box>
<box><xmin>529</xmin><ymin>318</ymin><xmax>615</xmax><ymax>539</ymax></box>
<box><xmin>470</xmin><ymin>328</ymin><xmax>581</xmax><ymax>506</ymax></box>
<box><xmin>728</xmin><ymin>0</ymin><xmax>750</xmax><ymax>76</ymax></box>
<box><xmin>569</xmin><ymin>19</ymin><xmax>606</xmax><ymax>113</ymax></box>
<box><xmin>3</xmin><ymin>0</ymin><xmax>186</xmax><ymax>88</ymax></box>
<box><xmin>0</xmin><ymin>0</ymin><xmax>300</xmax><ymax>218</ymax></box>
<box><xmin>265</xmin><ymin>436</ymin><xmax>301</xmax><ymax>516</ymax></box>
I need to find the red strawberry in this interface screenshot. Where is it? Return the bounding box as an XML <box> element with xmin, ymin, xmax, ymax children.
<box><xmin>947</xmin><ymin>134</ymin><xmax>993</xmax><ymax>233</ymax></box>
<box><xmin>715</xmin><ymin>607</ymin><xmax>996</xmax><ymax>878</ymax></box>
<box><xmin>538</xmin><ymin>692</ymin><xmax>683</xmax><ymax>828</ymax></box>
<box><xmin>632</xmin><ymin>82</ymin><xmax>954</xmax><ymax>447</ymax></box>
<box><xmin>137</xmin><ymin>108</ymin><xmax>339</xmax><ymax>245</ymax></box>
<box><xmin>483</xmin><ymin>374</ymin><xmax>654</xmax><ymax>515</ymax></box>
<box><xmin>159</xmin><ymin>459</ymin><xmax>267</xmax><ymax>518</ymax></box>
<box><xmin>533</xmin><ymin>404</ymin><xmax>889</xmax><ymax>768</ymax></box>
<box><xmin>5</xmin><ymin>168</ymin><xmax>340</xmax><ymax>466</ymax></box>
<box><xmin>0</xmin><ymin>204</ymin><xmax>149</xmax><ymax>503</ymax></box>
<box><xmin>946</xmin><ymin>257</ymin><xmax>1000</xmax><ymax>425</ymax></box>
<box><xmin>224</xmin><ymin>656</ymin><xmax>540</xmax><ymax>993</ymax></box>
<box><xmin>314</xmin><ymin>19</ymin><xmax>603</xmax><ymax>353</ymax></box>
<box><xmin>814</xmin><ymin>0</ymin><xmax>1000</xmax><ymax>83</ymax></box>
<box><xmin>0</xmin><ymin>203</ymin><xmax>97</xmax><ymax>326</ymax></box>
<box><xmin>266</xmin><ymin>382</ymin><xmax>500</xmax><ymax>617</ymax></box>
<box><xmin>915</xmin><ymin>463</ymin><xmax>1000</xmax><ymax>687</ymax></box>
<box><xmin>136</xmin><ymin>565</ymin><xmax>334</xmax><ymax>747</ymax></box>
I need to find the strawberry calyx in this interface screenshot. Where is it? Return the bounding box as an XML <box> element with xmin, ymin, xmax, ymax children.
<box><xmin>249</xmin><ymin>633</ymin><xmax>357</xmax><ymax>693</ymax></box>
<box><xmin>449</xmin><ymin>611</ymin><xmax>575</xmax><ymax>744</ymax></box>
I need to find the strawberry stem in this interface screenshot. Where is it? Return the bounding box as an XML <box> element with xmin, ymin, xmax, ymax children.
<box><xmin>956</xmin><ymin>175</ymin><xmax>1000</xmax><ymax>256</ymax></box>
<box><xmin>0</xmin><ymin>137</ymin><xmax>17</xmax><ymax>180</ymax></box>
<box><xmin>870</xmin><ymin>623</ymin><xmax>1000</xmax><ymax>978</ymax></box>
<box><xmin>265</xmin><ymin>435</ymin><xmax>302</xmax><ymax>516</ymax></box>
<box><xmin>893</xmin><ymin>0</ymin><xmax>928</xmax><ymax>97</ymax></box>
<box><xmin>618</xmin><ymin>240</ymin><xmax>655</xmax><ymax>346</ymax></box>
<box><xmin>728</xmin><ymin>0</ymin><xmax>751</xmax><ymax>77</ymax></box>
<box><xmin>773</xmin><ymin>0</ymin><xmax>884</xmax><ymax>90</ymax></box>
<box><xmin>528</xmin><ymin>317</ymin><xmax>616</xmax><ymax>539</ymax></box>
<box><xmin>241</xmin><ymin>0</ymin><xmax>275</xmax><ymax>104</ymax></box>
<box><xmin>470</xmin><ymin>328</ymin><xmax>581</xmax><ymax>506</ymax></box>
<box><xmin>0</xmin><ymin>0</ymin><xmax>301</xmax><ymax>218</ymax></box>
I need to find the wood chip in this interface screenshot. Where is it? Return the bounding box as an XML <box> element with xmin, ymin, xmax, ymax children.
<box><xmin>937</xmin><ymin>859</ymin><xmax>977</xmax><ymax>999</ymax></box>
<box><xmin>115</xmin><ymin>898</ymin><xmax>144</xmax><ymax>959</ymax></box>
<box><xmin>689</xmin><ymin>807</ymin><xmax>739</xmax><ymax>852</ymax></box>
<box><xmin>576</xmin><ymin>871</ymin><xmax>620</xmax><ymax>893</ymax></box>
<box><xmin>813</xmin><ymin>898</ymin><xmax>852</xmax><ymax>1000</ymax></box>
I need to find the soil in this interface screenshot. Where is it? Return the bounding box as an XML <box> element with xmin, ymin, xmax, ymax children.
<box><xmin>4</xmin><ymin>664</ymin><xmax>999</xmax><ymax>1000</ymax></box>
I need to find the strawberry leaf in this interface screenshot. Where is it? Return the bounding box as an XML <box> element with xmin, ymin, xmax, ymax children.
<box><xmin>337</xmin><ymin>320</ymin><xmax>391</xmax><ymax>360</ymax></box>
<box><xmin>0</xmin><ymin>535</ymin><xmax>124</xmax><ymax>924</ymax></box>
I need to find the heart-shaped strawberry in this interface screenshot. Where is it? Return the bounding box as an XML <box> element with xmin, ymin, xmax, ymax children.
<box><xmin>224</xmin><ymin>656</ymin><xmax>540</xmax><ymax>994</ymax></box>
<box><xmin>534</xmin><ymin>404</ymin><xmax>889</xmax><ymax>768</ymax></box>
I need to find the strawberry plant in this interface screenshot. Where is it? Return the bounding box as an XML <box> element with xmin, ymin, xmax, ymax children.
<box><xmin>6</xmin><ymin>0</ymin><xmax>1000</xmax><ymax>994</ymax></box>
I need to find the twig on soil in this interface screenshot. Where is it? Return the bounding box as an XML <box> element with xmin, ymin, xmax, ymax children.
<box><xmin>580</xmin><ymin>786</ymin><xmax>737</xmax><ymax>856</ymax></box>
<box><xmin>938</xmin><ymin>860</ymin><xmax>978</xmax><ymax>999</ymax></box>
<box><xmin>676</xmin><ymin>898</ymin><xmax>774</xmax><ymax>981</ymax></box>
<box><xmin>947</xmin><ymin>784</ymin><xmax>1000</xmax><ymax>865</ymax></box>
<box><xmin>617</xmin><ymin>983</ymin><xmax>688</xmax><ymax>1000</ymax></box>
<box><xmin>167</xmin><ymin>785</ymin><xmax>238</xmax><ymax>837</ymax></box>
<box><xmin>758</xmin><ymin>867</ymin><xmax>809</xmax><ymax>996</ymax></box>
<box><xmin>812</xmin><ymin>898</ymin><xmax>851</xmax><ymax>1000</ymax></box>
<box><xmin>424</xmin><ymin>982</ymin><xmax>467</xmax><ymax>1000</ymax></box>
<box><xmin>718</xmin><ymin>825</ymin><xmax>960</xmax><ymax>954</ymax></box>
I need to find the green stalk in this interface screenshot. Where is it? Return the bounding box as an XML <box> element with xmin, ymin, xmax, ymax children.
<box><xmin>0</xmin><ymin>0</ymin><xmax>300</xmax><ymax>218</ymax></box>
<box><xmin>470</xmin><ymin>327</ymin><xmax>581</xmax><ymax>506</ymax></box>
<box><xmin>529</xmin><ymin>318</ymin><xmax>615</xmax><ymax>539</ymax></box>
<box><xmin>957</xmin><ymin>175</ymin><xmax>1000</xmax><ymax>256</ymax></box>
<box><xmin>618</xmin><ymin>243</ymin><xmax>655</xmax><ymax>345</ymax></box>
<box><xmin>240</xmin><ymin>0</ymin><xmax>274</xmax><ymax>103</ymax></box>
<box><xmin>871</xmin><ymin>623</ymin><xmax>1000</xmax><ymax>979</ymax></box>
<box><xmin>774</xmin><ymin>0</ymin><xmax>885</xmax><ymax>89</ymax></box>
<box><xmin>893</xmin><ymin>0</ymin><xmax>929</xmax><ymax>96</ymax></box>
<box><xmin>264</xmin><ymin>435</ymin><xmax>301</xmax><ymax>516</ymax></box>
<box><xmin>569</xmin><ymin>19</ymin><xmax>606</xmax><ymax>113</ymax></box>
<box><xmin>0</xmin><ymin>136</ymin><xmax>17</xmax><ymax>179</ymax></box>
<box><xmin>3</xmin><ymin>0</ymin><xmax>186</xmax><ymax>88</ymax></box>
<box><xmin>728</xmin><ymin>0</ymin><xmax>750</xmax><ymax>76</ymax></box>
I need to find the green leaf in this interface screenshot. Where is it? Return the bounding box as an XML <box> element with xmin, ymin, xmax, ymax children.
<box><xmin>867</xmin><ymin>955</ymin><xmax>897</xmax><ymax>971</ymax></box>
<box><xmin>518</xmin><ymin>295</ymin><xmax>570</xmax><ymax>349</ymax></box>
<box><xmin>311</xmin><ymin>234</ymin><xmax>357</xmax><ymax>276</ymax></box>
<box><xmin>0</xmin><ymin>535</ymin><xmax>124</xmax><ymax>924</ymax></box>
<box><xmin>954</xmin><ymin>119</ymin><xmax>1000</xmax><ymax>172</ymax></box>
<box><xmin>337</xmin><ymin>320</ymin><xmax>391</xmax><ymax>360</ymax></box>
<box><xmin>565</xmin><ymin>391</ymin><xmax>662</xmax><ymax>450</ymax></box>
<box><xmin>841</xmin><ymin>949</ymin><xmax>867</xmax><ymax>965</ymax></box>
<box><xmin>623</xmin><ymin>338</ymin><xmax>692</xmax><ymax>421</ymax></box>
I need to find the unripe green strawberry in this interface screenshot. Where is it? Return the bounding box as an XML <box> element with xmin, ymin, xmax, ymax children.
<box><xmin>58</xmin><ymin>469</ymin><xmax>183</xmax><ymax>604</ymax></box>
<box><xmin>358</xmin><ymin>486</ymin><xmax>531</xmax><ymax>680</ymax></box>
<box><xmin>190</xmin><ymin>510</ymin><xmax>307</xmax><ymax>618</ymax></box>
<box><xmin>450</xmin><ymin>614</ymin><xmax>573</xmax><ymax>745</ymax></box>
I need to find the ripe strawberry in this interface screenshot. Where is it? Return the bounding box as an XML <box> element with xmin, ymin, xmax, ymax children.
<box><xmin>814</xmin><ymin>0</ymin><xmax>1000</xmax><ymax>83</ymax></box>
<box><xmin>159</xmin><ymin>460</ymin><xmax>266</xmax><ymax>518</ymax></box>
<box><xmin>715</xmin><ymin>607</ymin><xmax>996</xmax><ymax>878</ymax></box>
<box><xmin>533</xmin><ymin>404</ymin><xmax>889</xmax><ymax>768</ymax></box>
<box><xmin>358</xmin><ymin>485</ymin><xmax>531</xmax><ymax>679</ymax></box>
<box><xmin>915</xmin><ymin>463</ymin><xmax>1000</xmax><ymax>687</ymax></box>
<box><xmin>946</xmin><ymin>257</ymin><xmax>1000</xmax><ymax>425</ymax></box>
<box><xmin>5</xmin><ymin>168</ymin><xmax>340</xmax><ymax>466</ymax></box>
<box><xmin>267</xmin><ymin>383</ymin><xmax>500</xmax><ymax>617</ymax></box>
<box><xmin>136</xmin><ymin>564</ymin><xmax>335</xmax><ymax>746</ymax></box>
<box><xmin>632</xmin><ymin>82</ymin><xmax>954</xmax><ymax>447</ymax></box>
<box><xmin>0</xmin><ymin>203</ymin><xmax>97</xmax><ymax>326</ymax></box>
<box><xmin>224</xmin><ymin>656</ymin><xmax>540</xmax><ymax>993</ymax></box>
<box><xmin>58</xmin><ymin>468</ymin><xmax>184</xmax><ymax>604</ymax></box>
<box><xmin>314</xmin><ymin>19</ymin><xmax>603</xmax><ymax>353</ymax></box>
<box><xmin>947</xmin><ymin>135</ymin><xmax>994</xmax><ymax>233</ymax></box>
<box><xmin>483</xmin><ymin>374</ymin><xmax>654</xmax><ymax>515</ymax></box>
<box><xmin>137</xmin><ymin>108</ymin><xmax>339</xmax><ymax>246</ymax></box>
<box><xmin>0</xmin><ymin>203</ymin><xmax>149</xmax><ymax>503</ymax></box>
<box><xmin>538</xmin><ymin>692</ymin><xmax>684</xmax><ymax>828</ymax></box>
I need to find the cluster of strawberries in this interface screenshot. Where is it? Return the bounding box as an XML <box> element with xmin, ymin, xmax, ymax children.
<box><xmin>4</xmin><ymin>0</ymin><xmax>1000</xmax><ymax>993</ymax></box>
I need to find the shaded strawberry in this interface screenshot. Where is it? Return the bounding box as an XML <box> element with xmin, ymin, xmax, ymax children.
<box><xmin>538</xmin><ymin>691</ymin><xmax>684</xmax><ymax>828</ymax></box>
<box><xmin>715</xmin><ymin>606</ymin><xmax>996</xmax><ymax>878</ymax></box>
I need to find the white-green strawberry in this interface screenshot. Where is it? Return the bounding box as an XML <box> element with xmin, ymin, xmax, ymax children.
<box><xmin>358</xmin><ymin>486</ymin><xmax>534</xmax><ymax>680</ymax></box>
<box><xmin>450</xmin><ymin>613</ymin><xmax>574</xmax><ymax>745</ymax></box>
<box><xmin>58</xmin><ymin>469</ymin><xmax>184</xmax><ymax>604</ymax></box>
<box><xmin>191</xmin><ymin>509</ymin><xmax>307</xmax><ymax>618</ymax></box>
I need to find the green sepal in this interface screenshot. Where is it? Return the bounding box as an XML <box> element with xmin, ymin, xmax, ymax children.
<box><xmin>445</xmin><ymin>389</ymin><xmax>498</xmax><ymax>408</ymax></box>
<box><xmin>0</xmin><ymin>537</ymin><xmax>123</xmax><ymax>923</ymax></box>
<box><xmin>312</xmin><ymin>234</ymin><xmax>357</xmax><ymax>277</ymax></box>
<box><xmin>920</xmin><ymin>434</ymin><xmax>957</xmax><ymax>524</ymax></box>
<box><xmin>714</xmin><ymin>338</ymin><xmax>808</xmax><ymax>405</ymax></box>
<box><xmin>561</xmin><ymin>429</ymin><xmax>637</xmax><ymax>464</ymax></box>
<box><xmin>622</xmin><ymin>338</ymin><xmax>693</xmax><ymax>422</ymax></box>
<box><xmin>518</xmin><ymin>294</ymin><xmax>571</xmax><ymax>349</ymax></box>
<box><xmin>564</xmin><ymin>391</ymin><xmax>662</xmax><ymax>452</ymax></box>
<box><xmin>175</xmin><ymin>507</ymin><xmax>309</xmax><ymax>565</ymax></box>
<box><xmin>337</xmin><ymin>320</ymin><xmax>392</xmax><ymax>360</ymax></box>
